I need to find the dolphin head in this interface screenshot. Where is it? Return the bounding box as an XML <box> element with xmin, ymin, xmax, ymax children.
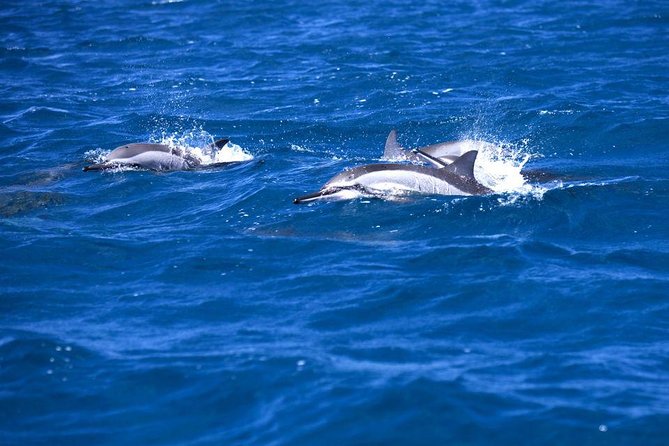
<box><xmin>293</xmin><ymin>184</ymin><xmax>370</xmax><ymax>204</ymax></box>
<box><xmin>293</xmin><ymin>165</ymin><xmax>383</xmax><ymax>204</ymax></box>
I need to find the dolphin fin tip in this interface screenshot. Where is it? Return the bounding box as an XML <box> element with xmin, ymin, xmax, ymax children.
<box><xmin>213</xmin><ymin>138</ymin><xmax>230</xmax><ymax>149</ymax></box>
<box><xmin>384</xmin><ymin>129</ymin><xmax>405</xmax><ymax>159</ymax></box>
<box><xmin>445</xmin><ymin>150</ymin><xmax>478</xmax><ymax>179</ymax></box>
<box><xmin>385</xmin><ymin>129</ymin><xmax>399</xmax><ymax>148</ymax></box>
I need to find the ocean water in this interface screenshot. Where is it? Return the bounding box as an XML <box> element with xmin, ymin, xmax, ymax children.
<box><xmin>1</xmin><ymin>0</ymin><xmax>668</xmax><ymax>444</ymax></box>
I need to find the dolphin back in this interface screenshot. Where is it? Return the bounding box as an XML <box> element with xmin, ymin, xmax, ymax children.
<box><xmin>107</xmin><ymin>143</ymin><xmax>174</xmax><ymax>160</ymax></box>
<box><xmin>83</xmin><ymin>151</ymin><xmax>196</xmax><ymax>171</ymax></box>
<box><xmin>385</xmin><ymin>130</ymin><xmax>465</xmax><ymax>166</ymax></box>
<box><xmin>419</xmin><ymin>141</ymin><xmax>472</xmax><ymax>162</ymax></box>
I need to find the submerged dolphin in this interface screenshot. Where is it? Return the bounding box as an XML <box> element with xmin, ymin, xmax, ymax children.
<box><xmin>384</xmin><ymin>129</ymin><xmax>562</xmax><ymax>182</ymax></box>
<box><xmin>294</xmin><ymin>150</ymin><xmax>491</xmax><ymax>204</ymax></box>
<box><xmin>383</xmin><ymin>129</ymin><xmax>496</xmax><ymax>166</ymax></box>
<box><xmin>83</xmin><ymin>138</ymin><xmax>231</xmax><ymax>171</ymax></box>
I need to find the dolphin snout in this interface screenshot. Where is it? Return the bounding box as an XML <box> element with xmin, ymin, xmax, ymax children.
<box><xmin>293</xmin><ymin>189</ymin><xmax>329</xmax><ymax>204</ymax></box>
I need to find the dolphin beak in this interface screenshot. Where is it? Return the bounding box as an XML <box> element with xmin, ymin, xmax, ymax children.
<box><xmin>294</xmin><ymin>185</ymin><xmax>370</xmax><ymax>204</ymax></box>
<box><xmin>83</xmin><ymin>163</ymin><xmax>107</xmax><ymax>171</ymax></box>
<box><xmin>293</xmin><ymin>189</ymin><xmax>330</xmax><ymax>204</ymax></box>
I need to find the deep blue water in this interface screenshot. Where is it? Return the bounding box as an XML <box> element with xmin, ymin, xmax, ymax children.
<box><xmin>2</xmin><ymin>0</ymin><xmax>669</xmax><ymax>444</ymax></box>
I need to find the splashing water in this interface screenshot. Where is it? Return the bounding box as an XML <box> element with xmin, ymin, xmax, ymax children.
<box><xmin>469</xmin><ymin>140</ymin><xmax>528</xmax><ymax>191</ymax></box>
<box><xmin>472</xmin><ymin>139</ymin><xmax>548</xmax><ymax>204</ymax></box>
<box><xmin>152</xmin><ymin>129</ymin><xmax>253</xmax><ymax>165</ymax></box>
<box><xmin>83</xmin><ymin>148</ymin><xmax>110</xmax><ymax>164</ymax></box>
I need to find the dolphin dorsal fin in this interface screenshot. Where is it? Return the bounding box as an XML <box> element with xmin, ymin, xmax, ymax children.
<box><xmin>212</xmin><ymin>138</ymin><xmax>229</xmax><ymax>149</ymax></box>
<box><xmin>383</xmin><ymin>129</ymin><xmax>405</xmax><ymax>159</ymax></box>
<box><xmin>443</xmin><ymin>150</ymin><xmax>478</xmax><ymax>179</ymax></box>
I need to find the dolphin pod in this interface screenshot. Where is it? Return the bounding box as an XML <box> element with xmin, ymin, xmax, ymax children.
<box><xmin>85</xmin><ymin>129</ymin><xmax>555</xmax><ymax>203</ymax></box>
<box><xmin>83</xmin><ymin>138</ymin><xmax>231</xmax><ymax>172</ymax></box>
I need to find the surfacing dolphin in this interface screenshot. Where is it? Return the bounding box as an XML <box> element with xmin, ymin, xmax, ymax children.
<box><xmin>383</xmin><ymin>129</ymin><xmax>497</xmax><ymax>166</ymax></box>
<box><xmin>293</xmin><ymin>150</ymin><xmax>491</xmax><ymax>204</ymax></box>
<box><xmin>83</xmin><ymin>138</ymin><xmax>231</xmax><ymax>172</ymax></box>
<box><xmin>384</xmin><ymin>129</ymin><xmax>562</xmax><ymax>182</ymax></box>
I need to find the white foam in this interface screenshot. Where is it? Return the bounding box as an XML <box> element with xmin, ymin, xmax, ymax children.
<box><xmin>290</xmin><ymin>144</ymin><xmax>314</xmax><ymax>153</ymax></box>
<box><xmin>84</xmin><ymin>148</ymin><xmax>109</xmax><ymax>164</ymax></box>
<box><xmin>472</xmin><ymin>140</ymin><xmax>530</xmax><ymax>192</ymax></box>
<box><xmin>190</xmin><ymin>142</ymin><xmax>253</xmax><ymax>165</ymax></box>
<box><xmin>154</xmin><ymin>131</ymin><xmax>253</xmax><ymax>166</ymax></box>
<box><xmin>470</xmin><ymin>138</ymin><xmax>548</xmax><ymax>201</ymax></box>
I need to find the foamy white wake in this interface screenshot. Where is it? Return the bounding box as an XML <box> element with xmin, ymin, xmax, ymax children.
<box><xmin>472</xmin><ymin>139</ymin><xmax>548</xmax><ymax>204</ymax></box>
<box><xmin>153</xmin><ymin>131</ymin><xmax>253</xmax><ymax>165</ymax></box>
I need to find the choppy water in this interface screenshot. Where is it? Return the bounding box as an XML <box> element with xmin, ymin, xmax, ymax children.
<box><xmin>2</xmin><ymin>0</ymin><xmax>669</xmax><ymax>444</ymax></box>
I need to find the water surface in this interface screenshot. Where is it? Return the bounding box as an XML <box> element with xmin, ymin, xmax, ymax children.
<box><xmin>1</xmin><ymin>0</ymin><xmax>668</xmax><ymax>444</ymax></box>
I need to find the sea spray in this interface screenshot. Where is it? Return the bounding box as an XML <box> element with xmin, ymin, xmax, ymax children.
<box><xmin>152</xmin><ymin>129</ymin><xmax>253</xmax><ymax>165</ymax></box>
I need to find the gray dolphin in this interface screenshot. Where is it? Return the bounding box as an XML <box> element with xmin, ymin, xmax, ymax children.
<box><xmin>383</xmin><ymin>129</ymin><xmax>497</xmax><ymax>166</ymax></box>
<box><xmin>83</xmin><ymin>138</ymin><xmax>231</xmax><ymax>171</ymax></box>
<box><xmin>294</xmin><ymin>150</ymin><xmax>491</xmax><ymax>204</ymax></box>
<box><xmin>384</xmin><ymin>130</ymin><xmax>562</xmax><ymax>182</ymax></box>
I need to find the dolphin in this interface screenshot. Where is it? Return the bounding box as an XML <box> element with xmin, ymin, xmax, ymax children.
<box><xmin>293</xmin><ymin>150</ymin><xmax>491</xmax><ymax>204</ymax></box>
<box><xmin>384</xmin><ymin>129</ymin><xmax>562</xmax><ymax>182</ymax></box>
<box><xmin>383</xmin><ymin>129</ymin><xmax>497</xmax><ymax>166</ymax></box>
<box><xmin>83</xmin><ymin>138</ymin><xmax>231</xmax><ymax>172</ymax></box>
